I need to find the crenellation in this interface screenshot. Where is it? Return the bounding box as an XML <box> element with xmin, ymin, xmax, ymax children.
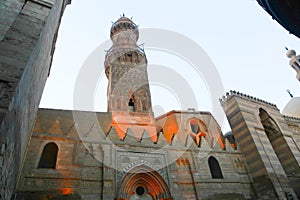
<box><xmin>220</xmin><ymin>90</ymin><xmax>278</xmax><ymax>109</ymax></box>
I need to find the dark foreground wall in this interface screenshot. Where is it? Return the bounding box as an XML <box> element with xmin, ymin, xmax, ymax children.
<box><xmin>0</xmin><ymin>0</ymin><xmax>70</xmax><ymax>199</ymax></box>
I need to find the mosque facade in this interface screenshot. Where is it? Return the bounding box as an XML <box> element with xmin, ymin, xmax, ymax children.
<box><xmin>14</xmin><ymin>17</ymin><xmax>300</xmax><ymax>200</ymax></box>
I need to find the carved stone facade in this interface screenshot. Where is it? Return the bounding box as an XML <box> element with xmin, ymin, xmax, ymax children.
<box><xmin>16</xmin><ymin>109</ymin><xmax>252</xmax><ymax>200</ymax></box>
<box><xmin>14</xmin><ymin>17</ymin><xmax>300</xmax><ymax>200</ymax></box>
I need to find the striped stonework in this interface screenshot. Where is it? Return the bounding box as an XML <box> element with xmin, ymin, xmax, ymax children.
<box><xmin>221</xmin><ymin>91</ymin><xmax>299</xmax><ymax>199</ymax></box>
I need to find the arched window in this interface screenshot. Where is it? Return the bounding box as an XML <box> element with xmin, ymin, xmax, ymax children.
<box><xmin>128</xmin><ymin>98</ymin><xmax>135</xmax><ymax>112</ymax></box>
<box><xmin>189</xmin><ymin>118</ymin><xmax>207</xmax><ymax>134</ymax></box>
<box><xmin>38</xmin><ymin>142</ymin><xmax>58</xmax><ymax>169</ymax></box>
<box><xmin>208</xmin><ymin>156</ymin><xmax>223</xmax><ymax>179</ymax></box>
<box><xmin>190</xmin><ymin>119</ymin><xmax>200</xmax><ymax>134</ymax></box>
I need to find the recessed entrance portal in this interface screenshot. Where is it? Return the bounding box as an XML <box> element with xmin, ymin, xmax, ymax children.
<box><xmin>116</xmin><ymin>165</ymin><xmax>172</xmax><ymax>200</ymax></box>
<box><xmin>130</xmin><ymin>186</ymin><xmax>152</xmax><ymax>200</ymax></box>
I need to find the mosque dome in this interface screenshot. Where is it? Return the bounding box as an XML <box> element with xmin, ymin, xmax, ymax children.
<box><xmin>282</xmin><ymin>97</ymin><xmax>300</xmax><ymax>118</ymax></box>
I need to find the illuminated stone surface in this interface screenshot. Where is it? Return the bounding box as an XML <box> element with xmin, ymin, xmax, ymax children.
<box><xmin>13</xmin><ymin>18</ymin><xmax>300</xmax><ymax>200</ymax></box>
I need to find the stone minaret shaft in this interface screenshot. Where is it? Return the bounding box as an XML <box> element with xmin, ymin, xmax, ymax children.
<box><xmin>104</xmin><ymin>17</ymin><xmax>153</xmax><ymax>114</ymax></box>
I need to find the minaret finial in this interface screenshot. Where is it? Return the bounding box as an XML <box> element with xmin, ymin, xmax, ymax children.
<box><xmin>286</xmin><ymin>49</ymin><xmax>300</xmax><ymax>81</ymax></box>
<box><xmin>286</xmin><ymin>49</ymin><xmax>296</xmax><ymax>58</ymax></box>
<box><xmin>286</xmin><ymin>89</ymin><xmax>294</xmax><ymax>98</ymax></box>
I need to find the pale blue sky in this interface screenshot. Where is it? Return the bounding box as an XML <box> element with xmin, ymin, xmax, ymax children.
<box><xmin>40</xmin><ymin>0</ymin><xmax>300</xmax><ymax>132</ymax></box>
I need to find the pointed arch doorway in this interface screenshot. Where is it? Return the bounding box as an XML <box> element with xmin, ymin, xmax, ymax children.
<box><xmin>116</xmin><ymin>165</ymin><xmax>173</xmax><ymax>200</ymax></box>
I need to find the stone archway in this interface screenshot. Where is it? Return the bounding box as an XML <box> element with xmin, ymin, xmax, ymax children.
<box><xmin>116</xmin><ymin>165</ymin><xmax>172</xmax><ymax>200</ymax></box>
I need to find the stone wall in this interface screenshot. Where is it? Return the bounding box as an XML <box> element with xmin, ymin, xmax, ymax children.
<box><xmin>16</xmin><ymin>109</ymin><xmax>254</xmax><ymax>199</ymax></box>
<box><xmin>16</xmin><ymin>109</ymin><xmax>110</xmax><ymax>199</ymax></box>
<box><xmin>221</xmin><ymin>91</ymin><xmax>300</xmax><ymax>199</ymax></box>
<box><xmin>0</xmin><ymin>1</ymin><xmax>70</xmax><ymax>199</ymax></box>
<box><xmin>283</xmin><ymin>116</ymin><xmax>300</xmax><ymax>197</ymax></box>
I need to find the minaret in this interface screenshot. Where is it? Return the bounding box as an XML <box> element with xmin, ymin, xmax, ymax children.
<box><xmin>286</xmin><ymin>49</ymin><xmax>300</xmax><ymax>81</ymax></box>
<box><xmin>104</xmin><ymin>16</ymin><xmax>156</xmax><ymax>141</ymax></box>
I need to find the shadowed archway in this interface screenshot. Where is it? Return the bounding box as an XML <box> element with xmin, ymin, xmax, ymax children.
<box><xmin>259</xmin><ymin>108</ymin><xmax>300</xmax><ymax>197</ymax></box>
<box><xmin>259</xmin><ymin>108</ymin><xmax>300</xmax><ymax>176</ymax></box>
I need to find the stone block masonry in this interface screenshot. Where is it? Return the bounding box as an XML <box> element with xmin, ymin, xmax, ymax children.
<box><xmin>0</xmin><ymin>0</ymin><xmax>70</xmax><ymax>199</ymax></box>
